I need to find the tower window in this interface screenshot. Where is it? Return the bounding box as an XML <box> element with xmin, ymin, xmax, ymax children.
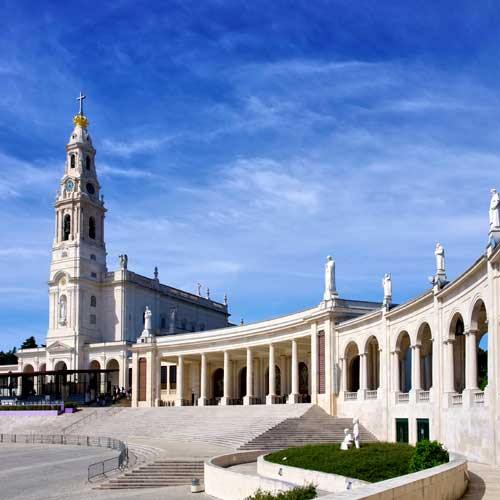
<box><xmin>86</xmin><ymin>156</ymin><xmax>91</xmax><ymax>170</ymax></box>
<box><xmin>70</xmin><ymin>154</ymin><xmax>75</xmax><ymax>168</ymax></box>
<box><xmin>89</xmin><ymin>217</ymin><xmax>96</xmax><ymax>239</ymax></box>
<box><xmin>90</xmin><ymin>254</ymin><xmax>96</xmax><ymax>261</ymax></box>
<box><xmin>90</xmin><ymin>314</ymin><xmax>96</xmax><ymax>325</ymax></box>
<box><xmin>63</xmin><ymin>214</ymin><xmax>71</xmax><ymax>241</ymax></box>
<box><xmin>90</xmin><ymin>296</ymin><xmax>96</xmax><ymax>307</ymax></box>
<box><xmin>86</xmin><ymin>183</ymin><xmax>95</xmax><ymax>195</ymax></box>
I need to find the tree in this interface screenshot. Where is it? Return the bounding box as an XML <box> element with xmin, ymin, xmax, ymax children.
<box><xmin>0</xmin><ymin>347</ymin><xmax>17</xmax><ymax>365</ymax></box>
<box><xmin>20</xmin><ymin>336</ymin><xmax>38</xmax><ymax>349</ymax></box>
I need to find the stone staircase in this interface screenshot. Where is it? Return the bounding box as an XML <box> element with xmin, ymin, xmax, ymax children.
<box><xmin>97</xmin><ymin>460</ymin><xmax>204</xmax><ymax>489</ymax></box>
<box><xmin>239</xmin><ymin>405</ymin><xmax>377</xmax><ymax>451</ymax></box>
<box><xmin>64</xmin><ymin>404</ymin><xmax>315</xmax><ymax>449</ymax></box>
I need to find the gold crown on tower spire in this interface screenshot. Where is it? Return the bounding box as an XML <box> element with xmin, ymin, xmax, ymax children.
<box><xmin>72</xmin><ymin>91</ymin><xmax>89</xmax><ymax>128</ymax></box>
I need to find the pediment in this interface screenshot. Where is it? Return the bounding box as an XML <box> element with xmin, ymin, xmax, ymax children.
<box><xmin>46</xmin><ymin>341</ymin><xmax>74</xmax><ymax>353</ymax></box>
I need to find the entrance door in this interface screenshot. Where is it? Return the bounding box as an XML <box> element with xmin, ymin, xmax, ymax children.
<box><xmin>396</xmin><ymin>418</ymin><xmax>409</xmax><ymax>443</ymax></box>
<box><xmin>417</xmin><ymin>418</ymin><xmax>430</xmax><ymax>442</ymax></box>
<box><xmin>138</xmin><ymin>358</ymin><xmax>147</xmax><ymax>402</ymax></box>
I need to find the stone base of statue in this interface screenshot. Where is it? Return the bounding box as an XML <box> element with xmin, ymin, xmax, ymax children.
<box><xmin>219</xmin><ymin>396</ymin><xmax>231</xmax><ymax>406</ymax></box>
<box><xmin>197</xmin><ymin>397</ymin><xmax>209</xmax><ymax>406</ymax></box>
<box><xmin>489</xmin><ymin>229</ymin><xmax>500</xmax><ymax>248</ymax></box>
<box><xmin>287</xmin><ymin>393</ymin><xmax>300</xmax><ymax>404</ymax></box>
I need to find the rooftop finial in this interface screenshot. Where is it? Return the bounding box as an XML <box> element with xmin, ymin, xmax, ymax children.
<box><xmin>73</xmin><ymin>91</ymin><xmax>89</xmax><ymax>128</ymax></box>
<box><xmin>77</xmin><ymin>91</ymin><xmax>86</xmax><ymax>115</ymax></box>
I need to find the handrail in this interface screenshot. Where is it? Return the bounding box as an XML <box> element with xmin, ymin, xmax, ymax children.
<box><xmin>0</xmin><ymin>433</ymin><xmax>128</xmax><ymax>481</ymax></box>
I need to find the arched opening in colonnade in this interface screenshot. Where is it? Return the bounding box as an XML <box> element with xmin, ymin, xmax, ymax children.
<box><xmin>298</xmin><ymin>362</ymin><xmax>309</xmax><ymax>394</ymax></box>
<box><xmin>22</xmin><ymin>364</ymin><xmax>34</xmax><ymax>396</ymax></box>
<box><xmin>450</xmin><ymin>313</ymin><xmax>466</xmax><ymax>393</ymax></box>
<box><xmin>345</xmin><ymin>342</ymin><xmax>360</xmax><ymax>392</ymax></box>
<box><xmin>417</xmin><ymin>323</ymin><xmax>433</xmax><ymax>390</ymax></box>
<box><xmin>106</xmin><ymin>359</ymin><xmax>120</xmax><ymax>391</ymax></box>
<box><xmin>397</xmin><ymin>332</ymin><xmax>412</xmax><ymax>393</ymax></box>
<box><xmin>89</xmin><ymin>360</ymin><xmax>101</xmax><ymax>394</ymax></box>
<box><xmin>264</xmin><ymin>366</ymin><xmax>281</xmax><ymax>396</ymax></box>
<box><xmin>212</xmin><ymin>368</ymin><xmax>224</xmax><ymax>399</ymax></box>
<box><xmin>239</xmin><ymin>367</ymin><xmax>247</xmax><ymax>398</ymax></box>
<box><xmin>365</xmin><ymin>336</ymin><xmax>380</xmax><ymax>390</ymax></box>
<box><xmin>471</xmin><ymin>299</ymin><xmax>488</xmax><ymax>390</ymax></box>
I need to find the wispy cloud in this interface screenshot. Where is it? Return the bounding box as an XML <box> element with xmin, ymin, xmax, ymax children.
<box><xmin>100</xmin><ymin>135</ymin><xmax>176</xmax><ymax>157</ymax></box>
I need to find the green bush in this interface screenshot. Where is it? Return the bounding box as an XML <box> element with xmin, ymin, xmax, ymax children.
<box><xmin>266</xmin><ymin>443</ymin><xmax>415</xmax><ymax>483</ymax></box>
<box><xmin>246</xmin><ymin>484</ymin><xmax>316</xmax><ymax>500</ymax></box>
<box><xmin>409</xmin><ymin>440</ymin><xmax>449</xmax><ymax>472</ymax></box>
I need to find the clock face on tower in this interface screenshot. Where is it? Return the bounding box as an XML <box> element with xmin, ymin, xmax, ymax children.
<box><xmin>65</xmin><ymin>179</ymin><xmax>75</xmax><ymax>192</ymax></box>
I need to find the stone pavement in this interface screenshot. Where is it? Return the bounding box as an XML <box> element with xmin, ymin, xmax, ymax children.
<box><xmin>462</xmin><ymin>462</ymin><xmax>500</xmax><ymax>499</ymax></box>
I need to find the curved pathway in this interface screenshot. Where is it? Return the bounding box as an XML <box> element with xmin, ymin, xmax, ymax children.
<box><xmin>462</xmin><ymin>462</ymin><xmax>500</xmax><ymax>499</ymax></box>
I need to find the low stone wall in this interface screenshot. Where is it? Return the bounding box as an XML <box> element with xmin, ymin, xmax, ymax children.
<box><xmin>257</xmin><ymin>455</ymin><xmax>368</xmax><ymax>492</ymax></box>
<box><xmin>320</xmin><ymin>456</ymin><xmax>468</xmax><ymax>500</ymax></box>
<box><xmin>205</xmin><ymin>450</ymin><xmax>297</xmax><ymax>500</ymax></box>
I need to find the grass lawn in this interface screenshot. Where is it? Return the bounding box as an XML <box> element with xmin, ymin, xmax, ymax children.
<box><xmin>265</xmin><ymin>443</ymin><xmax>415</xmax><ymax>483</ymax></box>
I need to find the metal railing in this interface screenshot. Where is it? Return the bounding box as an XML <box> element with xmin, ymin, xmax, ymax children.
<box><xmin>0</xmin><ymin>433</ymin><xmax>128</xmax><ymax>481</ymax></box>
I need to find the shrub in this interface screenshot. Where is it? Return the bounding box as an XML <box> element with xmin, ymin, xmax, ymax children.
<box><xmin>246</xmin><ymin>484</ymin><xmax>316</xmax><ymax>500</ymax></box>
<box><xmin>409</xmin><ymin>440</ymin><xmax>449</xmax><ymax>472</ymax></box>
<box><xmin>266</xmin><ymin>443</ymin><xmax>415</xmax><ymax>483</ymax></box>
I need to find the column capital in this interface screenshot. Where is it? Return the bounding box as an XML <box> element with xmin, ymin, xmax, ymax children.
<box><xmin>466</xmin><ymin>329</ymin><xmax>479</xmax><ymax>337</ymax></box>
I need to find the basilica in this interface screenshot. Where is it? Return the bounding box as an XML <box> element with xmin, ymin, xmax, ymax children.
<box><xmin>2</xmin><ymin>97</ymin><xmax>500</xmax><ymax>467</ymax></box>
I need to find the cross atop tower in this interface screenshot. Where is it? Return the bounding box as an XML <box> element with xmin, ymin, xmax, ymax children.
<box><xmin>77</xmin><ymin>92</ymin><xmax>86</xmax><ymax>115</ymax></box>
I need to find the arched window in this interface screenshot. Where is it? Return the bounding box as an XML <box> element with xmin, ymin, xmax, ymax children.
<box><xmin>89</xmin><ymin>217</ymin><xmax>96</xmax><ymax>239</ymax></box>
<box><xmin>63</xmin><ymin>214</ymin><xmax>71</xmax><ymax>241</ymax></box>
<box><xmin>86</xmin><ymin>156</ymin><xmax>91</xmax><ymax>170</ymax></box>
<box><xmin>90</xmin><ymin>295</ymin><xmax>96</xmax><ymax>307</ymax></box>
<box><xmin>70</xmin><ymin>154</ymin><xmax>75</xmax><ymax>168</ymax></box>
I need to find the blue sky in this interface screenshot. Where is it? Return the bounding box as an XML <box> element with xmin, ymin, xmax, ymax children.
<box><xmin>1</xmin><ymin>1</ymin><xmax>500</xmax><ymax>349</ymax></box>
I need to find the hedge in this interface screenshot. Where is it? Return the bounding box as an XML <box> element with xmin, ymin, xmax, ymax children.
<box><xmin>266</xmin><ymin>443</ymin><xmax>415</xmax><ymax>483</ymax></box>
<box><xmin>246</xmin><ymin>485</ymin><xmax>316</xmax><ymax>500</ymax></box>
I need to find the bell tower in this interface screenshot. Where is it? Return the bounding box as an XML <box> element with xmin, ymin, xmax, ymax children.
<box><xmin>46</xmin><ymin>93</ymin><xmax>107</xmax><ymax>366</ymax></box>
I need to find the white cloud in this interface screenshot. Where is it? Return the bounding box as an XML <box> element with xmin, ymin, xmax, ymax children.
<box><xmin>100</xmin><ymin>135</ymin><xmax>176</xmax><ymax>157</ymax></box>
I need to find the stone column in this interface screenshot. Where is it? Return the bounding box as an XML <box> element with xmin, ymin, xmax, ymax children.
<box><xmin>465</xmin><ymin>330</ymin><xmax>479</xmax><ymax>391</ymax></box>
<box><xmin>341</xmin><ymin>357</ymin><xmax>347</xmax><ymax>391</ymax></box>
<box><xmin>413</xmin><ymin>345</ymin><xmax>422</xmax><ymax>391</ymax></box>
<box><xmin>444</xmin><ymin>340</ymin><xmax>455</xmax><ymax>393</ymax></box>
<box><xmin>359</xmin><ymin>353</ymin><xmax>367</xmax><ymax>394</ymax></box>
<box><xmin>243</xmin><ymin>348</ymin><xmax>254</xmax><ymax>405</ymax></box>
<box><xmin>198</xmin><ymin>353</ymin><xmax>208</xmax><ymax>406</ymax></box>
<box><xmin>220</xmin><ymin>351</ymin><xmax>231</xmax><ymax>406</ymax></box>
<box><xmin>392</xmin><ymin>350</ymin><xmax>400</xmax><ymax>392</ymax></box>
<box><xmin>288</xmin><ymin>339</ymin><xmax>300</xmax><ymax>403</ymax></box>
<box><xmin>310</xmin><ymin>324</ymin><xmax>318</xmax><ymax>403</ymax></box>
<box><xmin>266</xmin><ymin>344</ymin><xmax>276</xmax><ymax>404</ymax></box>
<box><xmin>155</xmin><ymin>356</ymin><xmax>161</xmax><ymax>406</ymax></box>
<box><xmin>175</xmin><ymin>355</ymin><xmax>184</xmax><ymax>406</ymax></box>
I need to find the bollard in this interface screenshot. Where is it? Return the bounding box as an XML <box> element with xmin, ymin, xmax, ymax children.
<box><xmin>191</xmin><ymin>478</ymin><xmax>204</xmax><ymax>493</ymax></box>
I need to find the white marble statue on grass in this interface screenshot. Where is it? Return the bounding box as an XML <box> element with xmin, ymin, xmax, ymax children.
<box><xmin>353</xmin><ymin>417</ymin><xmax>360</xmax><ymax>449</ymax></box>
<box><xmin>340</xmin><ymin>428</ymin><xmax>354</xmax><ymax>450</ymax></box>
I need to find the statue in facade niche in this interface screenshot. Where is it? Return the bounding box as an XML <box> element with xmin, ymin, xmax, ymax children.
<box><xmin>324</xmin><ymin>255</ymin><xmax>338</xmax><ymax>300</ymax></box>
<box><xmin>169</xmin><ymin>307</ymin><xmax>177</xmax><ymax>334</ymax></box>
<box><xmin>435</xmin><ymin>243</ymin><xmax>445</xmax><ymax>273</ymax></box>
<box><xmin>59</xmin><ymin>296</ymin><xmax>67</xmax><ymax>324</ymax></box>
<box><xmin>490</xmin><ymin>189</ymin><xmax>500</xmax><ymax>229</ymax></box>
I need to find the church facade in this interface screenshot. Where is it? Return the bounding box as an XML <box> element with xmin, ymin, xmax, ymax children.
<box><xmin>2</xmin><ymin>99</ymin><xmax>500</xmax><ymax>466</ymax></box>
<box><xmin>3</xmin><ymin>100</ymin><xmax>229</xmax><ymax>390</ymax></box>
